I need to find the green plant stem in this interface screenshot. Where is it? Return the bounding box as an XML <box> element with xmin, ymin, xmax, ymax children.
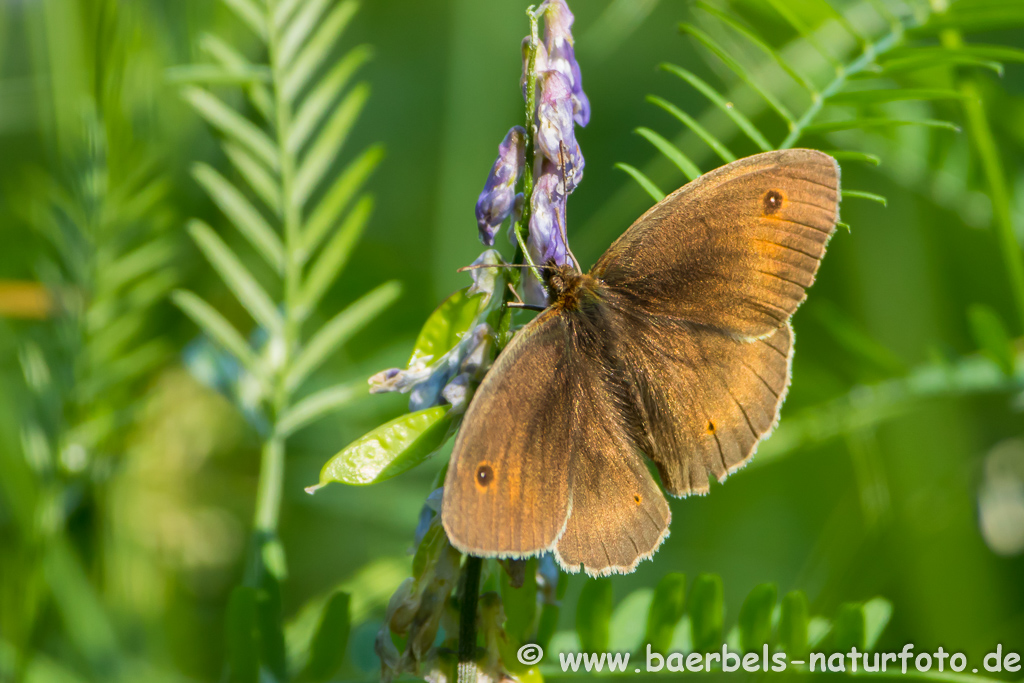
<box><xmin>244</xmin><ymin>2</ymin><xmax>301</xmax><ymax>586</ymax></box>
<box><xmin>780</xmin><ymin>27</ymin><xmax>902</xmax><ymax>149</ymax></box>
<box><xmin>458</xmin><ymin>555</ymin><xmax>483</xmax><ymax>682</ymax></box>
<box><xmin>934</xmin><ymin>21</ymin><xmax>1024</xmax><ymax>332</ymax></box>
<box><xmin>512</xmin><ymin>7</ymin><xmax>544</xmax><ymax>285</ymax></box>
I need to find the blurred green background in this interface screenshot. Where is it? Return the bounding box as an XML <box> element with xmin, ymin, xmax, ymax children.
<box><xmin>1</xmin><ymin>0</ymin><xmax>1023</xmax><ymax>681</ymax></box>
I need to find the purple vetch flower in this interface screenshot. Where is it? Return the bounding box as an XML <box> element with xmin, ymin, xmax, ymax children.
<box><xmin>540</xmin><ymin>0</ymin><xmax>590</xmax><ymax>127</ymax></box>
<box><xmin>369</xmin><ymin>323</ymin><xmax>495</xmax><ymax>413</ymax></box>
<box><xmin>475</xmin><ymin>126</ymin><xmax>527</xmax><ymax>245</ymax></box>
<box><xmin>535</xmin><ymin>70</ymin><xmax>576</xmax><ymax>170</ymax></box>
<box><xmin>528</xmin><ymin>161</ymin><xmax>569</xmax><ymax>267</ymax></box>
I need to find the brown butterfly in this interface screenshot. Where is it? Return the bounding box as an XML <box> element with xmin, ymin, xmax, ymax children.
<box><xmin>442</xmin><ymin>149</ymin><xmax>841</xmax><ymax>576</ymax></box>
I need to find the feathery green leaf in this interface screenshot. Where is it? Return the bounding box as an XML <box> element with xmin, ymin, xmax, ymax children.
<box><xmin>288</xmin><ymin>281</ymin><xmax>401</xmax><ymax>392</ymax></box>
<box><xmin>647</xmin><ymin>95</ymin><xmax>735</xmax><ymax>162</ymax></box>
<box><xmin>192</xmin><ymin>163</ymin><xmax>286</xmax><ymax>273</ymax></box>
<box><xmin>299</xmin><ymin>196</ymin><xmax>374</xmax><ymax>318</ymax></box>
<box><xmin>660</xmin><ymin>64</ymin><xmax>772</xmax><ymax>151</ymax></box>
<box><xmin>182</xmin><ymin>87</ymin><xmax>279</xmax><ymax>171</ymax></box>
<box><xmin>302</xmin><ymin>144</ymin><xmax>384</xmax><ymax>257</ymax></box>
<box><xmin>635</xmin><ymin>127</ymin><xmax>701</xmax><ymax>180</ymax></box>
<box><xmin>188</xmin><ymin>220</ymin><xmax>283</xmax><ymax>335</ymax></box>
<box><xmin>172</xmin><ymin>290</ymin><xmax>261</xmax><ymax>377</ymax></box>
<box><xmin>294</xmin><ymin>83</ymin><xmax>371</xmax><ymax>208</ymax></box>
<box><xmin>283</xmin><ymin>0</ymin><xmax>359</xmax><ymax>102</ymax></box>
<box><xmin>614</xmin><ymin>163</ymin><xmax>665</xmax><ymax>202</ymax></box>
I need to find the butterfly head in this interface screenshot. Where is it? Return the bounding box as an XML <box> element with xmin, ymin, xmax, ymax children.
<box><xmin>546</xmin><ymin>262</ymin><xmax>590</xmax><ymax>311</ymax></box>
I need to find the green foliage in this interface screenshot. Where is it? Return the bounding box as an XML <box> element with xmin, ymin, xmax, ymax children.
<box><xmin>313</xmin><ymin>405</ymin><xmax>454</xmax><ymax>486</ymax></box>
<box><xmin>576</xmin><ymin>579</ymin><xmax>614</xmax><ymax>653</ymax></box>
<box><xmin>644</xmin><ymin>572</ymin><xmax>687</xmax><ymax>654</ymax></box>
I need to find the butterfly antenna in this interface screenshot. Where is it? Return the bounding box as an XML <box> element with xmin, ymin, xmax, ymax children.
<box><xmin>457</xmin><ymin>263</ymin><xmax>556</xmax><ymax>273</ymax></box>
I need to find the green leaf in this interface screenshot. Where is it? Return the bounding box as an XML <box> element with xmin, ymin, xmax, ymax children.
<box><xmin>644</xmin><ymin>572</ymin><xmax>686</xmax><ymax>654</ymax></box>
<box><xmin>274</xmin><ymin>0</ymin><xmax>303</xmax><ymax>29</ymax></box>
<box><xmin>610</xmin><ymin>589</ymin><xmax>654</xmax><ymax>653</ymax></box>
<box><xmin>739</xmin><ymin>583</ymin><xmax>776</xmax><ymax>653</ymax></box>
<box><xmin>803</xmin><ymin>118</ymin><xmax>961</xmax><ymax>135</ymax></box>
<box><xmin>832</xmin><ymin>602</ymin><xmax>865</xmax><ymax>652</ymax></box>
<box><xmin>300</xmin><ymin>592</ymin><xmax>351</xmax><ymax>683</ymax></box>
<box><xmin>694</xmin><ymin>1</ymin><xmax>817</xmax><ymax>95</ymax></box>
<box><xmin>283</xmin><ymin>0</ymin><xmax>360</xmax><ymax>102</ymax></box>
<box><xmin>660</xmin><ymin>64</ymin><xmax>772</xmax><ymax>151</ymax></box>
<box><xmin>680</xmin><ymin>23</ymin><xmax>794</xmax><ymax>124</ymax></box>
<box><xmin>277</xmin><ymin>382</ymin><xmax>363</xmax><ymax>438</ymax></box>
<box><xmin>288</xmin><ymin>280</ymin><xmax>401</xmax><ymax>392</ymax></box>
<box><xmin>828</xmin><ymin>88</ymin><xmax>969</xmax><ymax>105</ymax></box>
<box><xmin>181</xmin><ymin>87</ymin><xmax>279</xmax><ymax>171</ymax></box>
<box><xmin>689</xmin><ymin>574</ymin><xmax>724</xmax><ymax>653</ymax></box>
<box><xmin>576</xmin><ymin>579</ymin><xmax>613</xmax><ymax>653</ymax></box>
<box><xmin>188</xmin><ymin>220</ymin><xmax>283</xmax><ymax>336</ymax></box>
<box><xmin>647</xmin><ymin>95</ymin><xmax>735</xmax><ymax>162</ymax></box>
<box><xmin>200</xmin><ymin>34</ymin><xmax>274</xmax><ymax>120</ymax></box>
<box><xmin>408</xmin><ymin>288</ymin><xmax>485</xmax><ymax>369</ymax></box>
<box><xmin>165</xmin><ymin>64</ymin><xmax>272</xmax><ymax>85</ymax></box>
<box><xmin>192</xmin><ymin>163</ymin><xmax>285</xmax><ymax>272</ymax></box>
<box><xmin>223</xmin><ymin>142</ymin><xmax>282</xmax><ymax>215</ymax></box>
<box><xmin>500</xmin><ymin>557</ymin><xmax>538</xmax><ymax>646</ymax></box>
<box><xmin>302</xmin><ymin>145</ymin><xmax>385</xmax><ymax>257</ymax></box>
<box><xmin>220</xmin><ymin>0</ymin><xmax>268</xmax><ymax>42</ymax></box>
<box><xmin>294</xmin><ymin>83</ymin><xmax>371</xmax><ymax>207</ymax></box>
<box><xmin>299</xmin><ymin>196</ymin><xmax>374</xmax><ymax>317</ymax></box>
<box><xmin>172</xmin><ymin>290</ymin><xmax>262</xmax><ymax>378</ymax></box>
<box><xmin>862</xmin><ymin>597</ymin><xmax>892</xmax><ymax>650</ymax></box>
<box><xmin>312</xmin><ymin>405</ymin><xmax>454</xmax><ymax>487</ymax></box>
<box><xmin>877</xmin><ymin>54</ymin><xmax>1003</xmax><ymax>77</ymax></box>
<box><xmin>226</xmin><ymin>587</ymin><xmax>259</xmax><ymax>683</ymax></box>
<box><xmin>99</xmin><ymin>238</ymin><xmax>177</xmax><ymax>295</ymax></box>
<box><xmin>615</xmin><ymin>163</ymin><xmax>665</xmax><ymax>202</ymax></box>
<box><xmin>844</xmin><ymin>189</ymin><xmax>888</xmax><ymax>206</ymax></box>
<box><xmin>968</xmin><ymin>303</ymin><xmax>1016</xmax><ymax>375</ymax></box>
<box><xmin>778</xmin><ymin>590</ymin><xmax>809</xmax><ymax>656</ymax></box>
<box><xmin>635</xmin><ymin>127</ymin><xmax>701</xmax><ymax>181</ymax></box>
<box><xmin>763</xmin><ymin>0</ymin><xmax>842</xmax><ymax>70</ymax></box>
<box><xmin>289</xmin><ymin>45</ymin><xmax>373</xmax><ymax>155</ymax></box>
<box><xmin>826</xmin><ymin>150</ymin><xmax>880</xmax><ymax>165</ymax></box>
<box><xmin>278</xmin><ymin>0</ymin><xmax>334</xmax><ymax>66</ymax></box>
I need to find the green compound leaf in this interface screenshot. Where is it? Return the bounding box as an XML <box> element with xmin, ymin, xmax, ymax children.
<box><xmin>408</xmin><ymin>287</ymin><xmax>486</xmax><ymax>368</ymax></box>
<box><xmin>739</xmin><ymin>583</ymin><xmax>777</xmax><ymax>653</ymax></box>
<box><xmin>644</xmin><ymin>572</ymin><xmax>686</xmax><ymax>655</ymax></box>
<box><xmin>311</xmin><ymin>405</ymin><xmax>453</xmax><ymax>487</ymax></box>
<box><xmin>576</xmin><ymin>578</ymin><xmax>614</xmax><ymax>653</ymax></box>
<box><xmin>689</xmin><ymin>574</ymin><xmax>724</xmax><ymax>653</ymax></box>
<box><xmin>778</xmin><ymin>590</ymin><xmax>809</xmax><ymax>656</ymax></box>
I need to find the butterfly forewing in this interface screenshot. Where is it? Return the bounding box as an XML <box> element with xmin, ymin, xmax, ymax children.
<box><xmin>593</xmin><ymin>149</ymin><xmax>839</xmax><ymax>340</ymax></box>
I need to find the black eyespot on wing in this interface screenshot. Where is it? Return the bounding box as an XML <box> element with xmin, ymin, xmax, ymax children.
<box><xmin>476</xmin><ymin>463</ymin><xmax>494</xmax><ymax>489</ymax></box>
<box><xmin>763</xmin><ymin>190</ymin><xmax>783</xmax><ymax>215</ymax></box>
<box><xmin>707</xmin><ymin>420</ymin><xmax>716</xmax><ymax>434</ymax></box>
<box><xmin>633</xmin><ymin>494</ymin><xmax>642</xmax><ymax>505</ymax></box>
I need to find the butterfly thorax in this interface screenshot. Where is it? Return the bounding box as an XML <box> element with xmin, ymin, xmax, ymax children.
<box><xmin>547</xmin><ymin>263</ymin><xmax>596</xmax><ymax>312</ymax></box>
